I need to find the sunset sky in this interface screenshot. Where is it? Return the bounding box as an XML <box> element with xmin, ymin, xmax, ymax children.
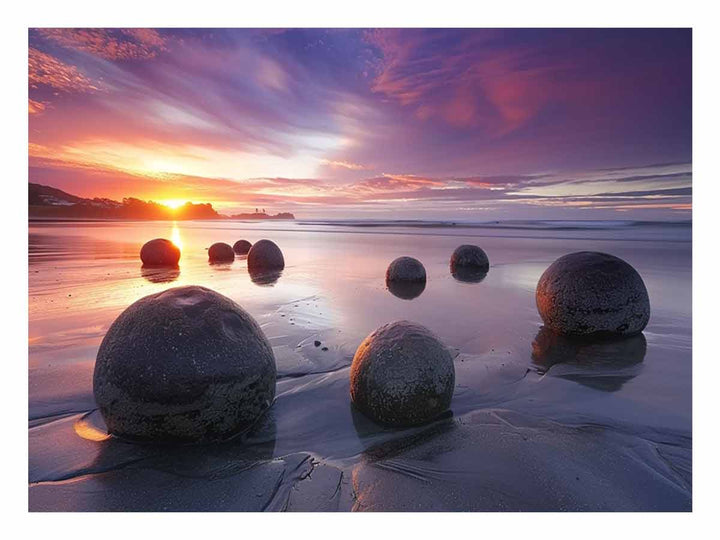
<box><xmin>28</xmin><ymin>28</ymin><xmax>692</xmax><ymax>219</ymax></box>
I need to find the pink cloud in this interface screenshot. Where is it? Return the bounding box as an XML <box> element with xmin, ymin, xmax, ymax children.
<box><xmin>36</xmin><ymin>28</ymin><xmax>167</xmax><ymax>61</ymax></box>
<box><xmin>28</xmin><ymin>48</ymin><xmax>99</xmax><ymax>92</ymax></box>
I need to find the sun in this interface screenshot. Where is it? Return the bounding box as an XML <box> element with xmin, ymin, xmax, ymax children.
<box><xmin>161</xmin><ymin>199</ymin><xmax>188</xmax><ymax>209</ymax></box>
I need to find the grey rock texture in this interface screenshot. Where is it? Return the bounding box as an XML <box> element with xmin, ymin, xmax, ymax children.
<box><xmin>247</xmin><ymin>239</ymin><xmax>285</xmax><ymax>271</ymax></box>
<box><xmin>93</xmin><ymin>286</ymin><xmax>276</xmax><ymax>443</ymax></box>
<box><xmin>139</xmin><ymin>238</ymin><xmax>180</xmax><ymax>267</ymax></box>
<box><xmin>536</xmin><ymin>251</ymin><xmax>650</xmax><ymax>338</ymax></box>
<box><xmin>208</xmin><ymin>242</ymin><xmax>235</xmax><ymax>263</ymax></box>
<box><xmin>350</xmin><ymin>321</ymin><xmax>455</xmax><ymax>427</ymax></box>
<box><xmin>450</xmin><ymin>245</ymin><xmax>489</xmax><ymax>274</ymax></box>
<box><xmin>386</xmin><ymin>257</ymin><xmax>426</xmax><ymax>283</ymax></box>
<box><xmin>233</xmin><ymin>239</ymin><xmax>253</xmax><ymax>255</ymax></box>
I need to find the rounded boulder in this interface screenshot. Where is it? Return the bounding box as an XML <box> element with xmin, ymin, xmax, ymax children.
<box><xmin>536</xmin><ymin>251</ymin><xmax>650</xmax><ymax>338</ymax></box>
<box><xmin>450</xmin><ymin>245</ymin><xmax>489</xmax><ymax>274</ymax></box>
<box><xmin>140</xmin><ymin>238</ymin><xmax>180</xmax><ymax>267</ymax></box>
<box><xmin>247</xmin><ymin>239</ymin><xmax>285</xmax><ymax>271</ymax></box>
<box><xmin>93</xmin><ymin>286</ymin><xmax>277</xmax><ymax>443</ymax></box>
<box><xmin>386</xmin><ymin>256</ymin><xmax>426</xmax><ymax>283</ymax></box>
<box><xmin>208</xmin><ymin>242</ymin><xmax>235</xmax><ymax>263</ymax></box>
<box><xmin>350</xmin><ymin>320</ymin><xmax>455</xmax><ymax>427</ymax></box>
<box><xmin>233</xmin><ymin>239</ymin><xmax>253</xmax><ymax>255</ymax></box>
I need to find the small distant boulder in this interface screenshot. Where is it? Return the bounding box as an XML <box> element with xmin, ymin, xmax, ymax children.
<box><xmin>247</xmin><ymin>239</ymin><xmax>285</xmax><ymax>271</ymax></box>
<box><xmin>450</xmin><ymin>245</ymin><xmax>489</xmax><ymax>277</ymax></box>
<box><xmin>350</xmin><ymin>320</ymin><xmax>455</xmax><ymax>427</ymax></box>
<box><xmin>233</xmin><ymin>239</ymin><xmax>252</xmax><ymax>255</ymax></box>
<box><xmin>536</xmin><ymin>251</ymin><xmax>650</xmax><ymax>338</ymax></box>
<box><xmin>140</xmin><ymin>238</ymin><xmax>180</xmax><ymax>267</ymax></box>
<box><xmin>93</xmin><ymin>286</ymin><xmax>276</xmax><ymax>443</ymax></box>
<box><xmin>386</xmin><ymin>256</ymin><xmax>426</xmax><ymax>283</ymax></box>
<box><xmin>208</xmin><ymin>242</ymin><xmax>235</xmax><ymax>263</ymax></box>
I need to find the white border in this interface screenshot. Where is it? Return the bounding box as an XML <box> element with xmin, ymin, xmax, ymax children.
<box><xmin>5</xmin><ymin>1</ymin><xmax>718</xmax><ymax>537</ymax></box>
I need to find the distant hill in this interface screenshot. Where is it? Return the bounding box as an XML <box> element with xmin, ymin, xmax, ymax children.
<box><xmin>28</xmin><ymin>183</ymin><xmax>293</xmax><ymax>221</ymax></box>
<box><xmin>230</xmin><ymin>211</ymin><xmax>295</xmax><ymax>220</ymax></box>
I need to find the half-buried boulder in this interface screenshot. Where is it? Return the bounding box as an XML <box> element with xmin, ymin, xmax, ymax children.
<box><xmin>208</xmin><ymin>242</ymin><xmax>235</xmax><ymax>263</ymax></box>
<box><xmin>350</xmin><ymin>321</ymin><xmax>455</xmax><ymax>427</ymax></box>
<box><xmin>93</xmin><ymin>286</ymin><xmax>277</xmax><ymax>443</ymax></box>
<box><xmin>233</xmin><ymin>239</ymin><xmax>253</xmax><ymax>255</ymax></box>
<box><xmin>536</xmin><ymin>251</ymin><xmax>650</xmax><ymax>338</ymax></box>
<box><xmin>247</xmin><ymin>239</ymin><xmax>285</xmax><ymax>271</ymax></box>
<box><xmin>140</xmin><ymin>238</ymin><xmax>180</xmax><ymax>267</ymax></box>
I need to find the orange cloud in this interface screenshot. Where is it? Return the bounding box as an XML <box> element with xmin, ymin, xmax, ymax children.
<box><xmin>37</xmin><ymin>28</ymin><xmax>167</xmax><ymax>61</ymax></box>
<box><xmin>28</xmin><ymin>48</ymin><xmax>99</xmax><ymax>92</ymax></box>
<box><xmin>28</xmin><ymin>99</ymin><xmax>46</xmax><ymax>115</ymax></box>
<box><xmin>321</xmin><ymin>159</ymin><xmax>370</xmax><ymax>170</ymax></box>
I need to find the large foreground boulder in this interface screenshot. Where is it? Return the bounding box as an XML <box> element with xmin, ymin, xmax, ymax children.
<box><xmin>208</xmin><ymin>242</ymin><xmax>235</xmax><ymax>263</ymax></box>
<box><xmin>233</xmin><ymin>239</ymin><xmax>253</xmax><ymax>255</ymax></box>
<box><xmin>536</xmin><ymin>251</ymin><xmax>650</xmax><ymax>338</ymax></box>
<box><xmin>140</xmin><ymin>238</ymin><xmax>180</xmax><ymax>267</ymax></box>
<box><xmin>350</xmin><ymin>321</ymin><xmax>455</xmax><ymax>427</ymax></box>
<box><xmin>247</xmin><ymin>239</ymin><xmax>285</xmax><ymax>271</ymax></box>
<box><xmin>93</xmin><ymin>286</ymin><xmax>277</xmax><ymax>443</ymax></box>
<box><xmin>386</xmin><ymin>257</ymin><xmax>426</xmax><ymax>284</ymax></box>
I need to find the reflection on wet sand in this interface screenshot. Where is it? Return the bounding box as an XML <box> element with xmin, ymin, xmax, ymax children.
<box><xmin>249</xmin><ymin>268</ymin><xmax>283</xmax><ymax>286</ymax></box>
<box><xmin>531</xmin><ymin>326</ymin><xmax>646</xmax><ymax>392</ymax></box>
<box><xmin>386</xmin><ymin>280</ymin><xmax>425</xmax><ymax>300</ymax></box>
<box><xmin>451</xmin><ymin>267</ymin><xmax>487</xmax><ymax>284</ymax></box>
<box><xmin>141</xmin><ymin>265</ymin><xmax>180</xmax><ymax>283</ymax></box>
<box><xmin>208</xmin><ymin>261</ymin><xmax>233</xmax><ymax>271</ymax></box>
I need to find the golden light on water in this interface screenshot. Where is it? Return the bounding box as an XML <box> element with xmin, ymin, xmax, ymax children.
<box><xmin>171</xmin><ymin>222</ymin><xmax>183</xmax><ymax>252</ymax></box>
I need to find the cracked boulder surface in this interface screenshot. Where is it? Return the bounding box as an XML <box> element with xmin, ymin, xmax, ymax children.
<box><xmin>93</xmin><ymin>286</ymin><xmax>277</xmax><ymax>443</ymax></box>
<box><xmin>536</xmin><ymin>251</ymin><xmax>650</xmax><ymax>338</ymax></box>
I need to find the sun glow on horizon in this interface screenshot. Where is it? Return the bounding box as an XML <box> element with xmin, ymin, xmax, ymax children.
<box><xmin>162</xmin><ymin>199</ymin><xmax>189</xmax><ymax>209</ymax></box>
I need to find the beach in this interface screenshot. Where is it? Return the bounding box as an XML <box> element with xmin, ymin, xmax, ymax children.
<box><xmin>28</xmin><ymin>219</ymin><xmax>692</xmax><ymax>511</ymax></box>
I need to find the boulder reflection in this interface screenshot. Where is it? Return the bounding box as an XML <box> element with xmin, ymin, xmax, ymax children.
<box><xmin>531</xmin><ymin>326</ymin><xmax>646</xmax><ymax>392</ymax></box>
<box><xmin>451</xmin><ymin>267</ymin><xmax>487</xmax><ymax>284</ymax></box>
<box><xmin>141</xmin><ymin>265</ymin><xmax>180</xmax><ymax>283</ymax></box>
<box><xmin>386</xmin><ymin>280</ymin><xmax>426</xmax><ymax>300</ymax></box>
<box><xmin>249</xmin><ymin>267</ymin><xmax>283</xmax><ymax>286</ymax></box>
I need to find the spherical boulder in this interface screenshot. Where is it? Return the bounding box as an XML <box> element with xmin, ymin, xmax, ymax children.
<box><xmin>208</xmin><ymin>242</ymin><xmax>235</xmax><ymax>263</ymax></box>
<box><xmin>536</xmin><ymin>251</ymin><xmax>650</xmax><ymax>338</ymax></box>
<box><xmin>450</xmin><ymin>245</ymin><xmax>489</xmax><ymax>275</ymax></box>
<box><xmin>386</xmin><ymin>256</ymin><xmax>426</xmax><ymax>284</ymax></box>
<box><xmin>93</xmin><ymin>286</ymin><xmax>277</xmax><ymax>443</ymax></box>
<box><xmin>247</xmin><ymin>239</ymin><xmax>285</xmax><ymax>271</ymax></box>
<box><xmin>350</xmin><ymin>320</ymin><xmax>455</xmax><ymax>427</ymax></box>
<box><xmin>140</xmin><ymin>238</ymin><xmax>180</xmax><ymax>267</ymax></box>
<box><xmin>233</xmin><ymin>239</ymin><xmax>253</xmax><ymax>255</ymax></box>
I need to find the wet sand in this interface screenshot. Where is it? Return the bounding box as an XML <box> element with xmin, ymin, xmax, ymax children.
<box><xmin>28</xmin><ymin>219</ymin><xmax>692</xmax><ymax>511</ymax></box>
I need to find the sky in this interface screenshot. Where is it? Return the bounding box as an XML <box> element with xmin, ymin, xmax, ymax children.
<box><xmin>28</xmin><ymin>28</ymin><xmax>692</xmax><ymax>220</ymax></box>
